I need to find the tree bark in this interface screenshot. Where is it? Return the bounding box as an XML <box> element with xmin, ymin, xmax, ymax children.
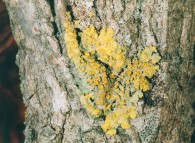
<box><xmin>3</xmin><ymin>0</ymin><xmax>195</xmax><ymax>142</ymax></box>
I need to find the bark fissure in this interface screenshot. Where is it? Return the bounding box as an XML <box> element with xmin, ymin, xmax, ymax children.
<box><xmin>93</xmin><ymin>0</ymin><xmax>102</xmax><ymax>24</ymax></box>
<box><xmin>60</xmin><ymin>118</ymin><xmax>66</xmax><ymax>143</ymax></box>
<box><xmin>48</xmin><ymin>0</ymin><xmax>63</xmax><ymax>54</ymax></box>
<box><xmin>136</xmin><ymin>0</ymin><xmax>142</xmax><ymax>48</ymax></box>
<box><xmin>193</xmin><ymin>43</ymin><xmax>195</xmax><ymax>65</ymax></box>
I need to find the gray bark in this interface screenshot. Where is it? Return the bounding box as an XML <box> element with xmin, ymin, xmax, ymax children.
<box><xmin>3</xmin><ymin>0</ymin><xmax>195</xmax><ymax>142</ymax></box>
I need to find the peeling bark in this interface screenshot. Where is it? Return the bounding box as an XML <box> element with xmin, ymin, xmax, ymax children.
<box><xmin>3</xmin><ymin>0</ymin><xmax>195</xmax><ymax>142</ymax></box>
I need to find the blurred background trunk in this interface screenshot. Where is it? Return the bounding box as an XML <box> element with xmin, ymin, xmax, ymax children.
<box><xmin>0</xmin><ymin>1</ymin><xmax>24</xmax><ymax>143</ymax></box>
<box><xmin>2</xmin><ymin>0</ymin><xmax>195</xmax><ymax>143</ymax></box>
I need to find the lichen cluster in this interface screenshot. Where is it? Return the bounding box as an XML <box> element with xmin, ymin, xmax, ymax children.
<box><xmin>139</xmin><ymin>111</ymin><xmax>160</xmax><ymax>142</ymax></box>
<box><xmin>64</xmin><ymin>12</ymin><xmax>161</xmax><ymax>136</ymax></box>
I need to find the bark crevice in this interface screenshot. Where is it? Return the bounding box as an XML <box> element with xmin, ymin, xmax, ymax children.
<box><xmin>48</xmin><ymin>0</ymin><xmax>63</xmax><ymax>54</ymax></box>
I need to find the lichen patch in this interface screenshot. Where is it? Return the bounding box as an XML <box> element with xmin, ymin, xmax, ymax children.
<box><xmin>64</xmin><ymin>12</ymin><xmax>161</xmax><ymax>136</ymax></box>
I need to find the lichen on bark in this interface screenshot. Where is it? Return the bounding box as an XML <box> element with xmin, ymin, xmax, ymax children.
<box><xmin>63</xmin><ymin>10</ymin><xmax>161</xmax><ymax>135</ymax></box>
<box><xmin>2</xmin><ymin>0</ymin><xmax>195</xmax><ymax>142</ymax></box>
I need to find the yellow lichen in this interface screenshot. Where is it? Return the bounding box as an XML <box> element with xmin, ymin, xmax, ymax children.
<box><xmin>74</xmin><ymin>20</ymin><xmax>80</xmax><ymax>28</ymax></box>
<box><xmin>64</xmin><ymin>12</ymin><xmax>161</xmax><ymax>136</ymax></box>
<box><xmin>88</xmin><ymin>11</ymin><xmax>95</xmax><ymax>18</ymax></box>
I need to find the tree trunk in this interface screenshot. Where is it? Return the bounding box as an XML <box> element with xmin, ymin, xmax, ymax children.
<box><xmin>3</xmin><ymin>0</ymin><xmax>195</xmax><ymax>142</ymax></box>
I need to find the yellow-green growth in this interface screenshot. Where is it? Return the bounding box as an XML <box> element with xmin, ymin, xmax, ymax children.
<box><xmin>64</xmin><ymin>12</ymin><xmax>161</xmax><ymax>136</ymax></box>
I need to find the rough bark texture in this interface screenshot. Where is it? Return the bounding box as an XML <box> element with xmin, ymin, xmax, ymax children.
<box><xmin>3</xmin><ymin>0</ymin><xmax>195</xmax><ymax>142</ymax></box>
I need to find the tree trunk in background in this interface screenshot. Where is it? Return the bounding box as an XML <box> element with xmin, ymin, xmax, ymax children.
<box><xmin>3</xmin><ymin>0</ymin><xmax>195</xmax><ymax>142</ymax></box>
